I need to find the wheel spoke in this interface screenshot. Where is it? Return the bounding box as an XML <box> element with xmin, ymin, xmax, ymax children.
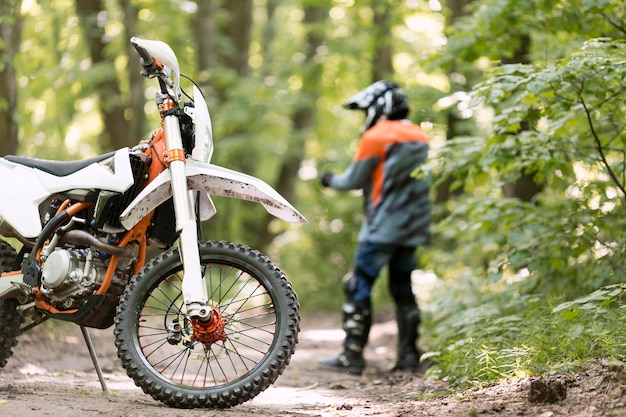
<box><xmin>136</xmin><ymin>263</ymin><xmax>278</xmax><ymax>386</ymax></box>
<box><xmin>115</xmin><ymin>241</ymin><xmax>299</xmax><ymax>408</ymax></box>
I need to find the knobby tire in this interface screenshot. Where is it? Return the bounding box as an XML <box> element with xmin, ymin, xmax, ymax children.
<box><xmin>0</xmin><ymin>239</ymin><xmax>22</xmax><ymax>368</ymax></box>
<box><xmin>114</xmin><ymin>240</ymin><xmax>300</xmax><ymax>409</ymax></box>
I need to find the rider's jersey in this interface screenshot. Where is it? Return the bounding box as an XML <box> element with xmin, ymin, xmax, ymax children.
<box><xmin>328</xmin><ymin>119</ymin><xmax>430</xmax><ymax>246</ymax></box>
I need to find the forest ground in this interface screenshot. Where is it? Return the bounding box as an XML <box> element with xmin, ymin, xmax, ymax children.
<box><xmin>0</xmin><ymin>309</ymin><xmax>625</xmax><ymax>417</ymax></box>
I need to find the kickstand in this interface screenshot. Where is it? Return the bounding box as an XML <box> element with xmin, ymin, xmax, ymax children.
<box><xmin>80</xmin><ymin>326</ymin><xmax>110</xmax><ymax>394</ymax></box>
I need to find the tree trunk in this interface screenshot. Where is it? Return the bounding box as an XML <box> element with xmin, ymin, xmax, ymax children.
<box><xmin>119</xmin><ymin>0</ymin><xmax>145</xmax><ymax>142</ymax></box>
<box><xmin>225</xmin><ymin>0</ymin><xmax>252</xmax><ymax>77</ymax></box>
<box><xmin>500</xmin><ymin>34</ymin><xmax>543</xmax><ymax>202</ymax></box>
<box><xmin>0</xmin><ymin>0</ymin><xmax>22</xmax><ymax>156</ymax></box>
<box><xmin>435</xmin><ymin>0</ymin><xmax>473</xmax><ymax>204</ymax></box>
<box><xmin>247</xmin><ymin>4</ymin><xmax>328</xmax><ymax>250</ymax></box>
<box><xmin>371</xmin><ymin>3</ymin><xmax>393</xmax><ymax>81</ymax></box>
<box><xmin>261</xmin><ymin>0</ymin><xmax>278</xmax><ymax>75</ymax></box>
<box><xmin>196</xmin><ymin>1</ymin><xmax>262</xmax><ymax>248</ymax></box>
<box><xmin>278</xmin><ymin>4</ymin><xmax>327</xmax><ymax>203</ymax></box>
<box><xmin>194</xmin><ymin>0</ymin><xmax>218</xmax><ymax>89</ymax></box>
<box><xmin>76</xmin><ymin>0</ymin><xmax>130</xmax><ymax>152</ymax></box>
<box><xmin>262</xmin><ymin>0</ymin><xmax>278</xmax><ymax>55</ymax></box>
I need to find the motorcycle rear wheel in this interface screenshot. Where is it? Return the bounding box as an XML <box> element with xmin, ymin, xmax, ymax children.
<box><xmin>114</xmin><ymin>240</ymin><xmax>300</xmax><ymax>409</ymax></box>
<box><xmin>0</xmin><ymin>239</ymin><xmax>22</xmax><ymax>368</ymax></box>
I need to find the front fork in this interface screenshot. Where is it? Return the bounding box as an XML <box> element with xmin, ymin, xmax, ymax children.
<box><xmin>163</xmin><ymin>108</ymin><xmax>210</xmax><ymax>320</ymax></box>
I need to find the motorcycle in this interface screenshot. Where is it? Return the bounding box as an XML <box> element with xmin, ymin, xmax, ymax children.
<box><xmin>0</xmin><ymin>37</ymin><xmax>306</xmax><ymax>409</ymax></box>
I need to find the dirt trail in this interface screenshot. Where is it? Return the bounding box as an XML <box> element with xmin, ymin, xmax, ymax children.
<box><xmin>0</xmin><ymin>312</ymin><xmax>624</xmax><ymax>417</ymax></box>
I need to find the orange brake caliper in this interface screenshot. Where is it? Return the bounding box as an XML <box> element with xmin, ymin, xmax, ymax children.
<box><xmin>189</xmin><ymin>307</ymin><xmax>227</xmax><ymax>347</ymax></box>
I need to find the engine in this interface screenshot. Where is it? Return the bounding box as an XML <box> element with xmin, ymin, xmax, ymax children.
<box><xmin>40</xmin><ymin>248</ymin><xmax>126</xmax><ymax>310</ymax></box>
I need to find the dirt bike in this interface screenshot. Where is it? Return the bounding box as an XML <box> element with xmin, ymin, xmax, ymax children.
<box><xmin>0</xmin><ymin>37</ymin><xmax>305</xmax><ymax>409</ymax></box>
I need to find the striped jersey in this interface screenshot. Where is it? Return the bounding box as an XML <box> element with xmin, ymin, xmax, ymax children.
<box><xmin>328</xmin><ymin>119</ymin><xmax>430</xmax><ymax>246</ymax></box>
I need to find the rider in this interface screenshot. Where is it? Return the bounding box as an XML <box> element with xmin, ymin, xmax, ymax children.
<box><xmin>318</xmin><ymin>80</ymin><xmax>431</xmax><ymax>375</ymax></box>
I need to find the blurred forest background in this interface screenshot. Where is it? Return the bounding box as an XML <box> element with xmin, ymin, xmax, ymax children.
<box><xmin>1</xmin><ymin>0</ymin><xmax>626</xmax><ymax>388</ymax></box>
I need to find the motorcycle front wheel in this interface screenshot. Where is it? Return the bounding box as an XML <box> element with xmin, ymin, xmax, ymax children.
<box><xmin>114</xmin><ymin>240</ymin><xmax>300</xmax><ymax>409</ymax></box>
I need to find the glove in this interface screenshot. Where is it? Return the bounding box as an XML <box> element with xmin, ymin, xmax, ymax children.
<box><xmin>320</xmin><ymin>173</ymin><xmax>333</xmax><ymax>187</ymax></box>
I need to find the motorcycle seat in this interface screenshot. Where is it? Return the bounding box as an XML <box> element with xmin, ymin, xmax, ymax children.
<box><xmin>4</xmin><ymin>151</ymin><xmax>117</xmax><ymax>177</ymax></box>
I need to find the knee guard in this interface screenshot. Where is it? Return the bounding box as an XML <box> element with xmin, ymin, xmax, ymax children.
<box><xmin>342</xmin><ymin>272</ymin><xmax>358</xmax><ymax>299</ymax></box>
<box><xmin>343</xmin><ymin>267</ymin><xmax>376</xmax><ymax>303</ymax></box>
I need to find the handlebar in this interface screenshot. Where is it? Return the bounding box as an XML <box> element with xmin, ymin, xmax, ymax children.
<box><xmin>131</xmin><ymin>40</ymin><xmax>151</xmax><ymax>63</ymax></box>
<box><xmin>131</xmin><ymin>38</ymin><xmax>160</xmax><ymax>78</ymax></box>
<box><xmin>130</xmin><ymin>37</ymin><xmax>179</xmax><ymax>99</ymax></box>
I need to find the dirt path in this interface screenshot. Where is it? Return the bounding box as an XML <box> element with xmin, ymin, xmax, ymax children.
<box><xmin>0</xmin><ymin>313</ymin><xmax>625</xmax><ymax>417</ymax></box>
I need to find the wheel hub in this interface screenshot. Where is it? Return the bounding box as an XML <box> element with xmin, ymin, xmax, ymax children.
<box><xmin>190</xmin><ymin>307</ymin><xmax>227</xmax><ymax>347</ymax></box>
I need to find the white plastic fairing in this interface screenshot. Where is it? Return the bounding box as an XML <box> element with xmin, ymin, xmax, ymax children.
<box><xmin>117</xmin><ymin>169</ymin><xmax>217</xmax><ymax>231</ymax></box>
<box><xmin>37</xmin><ymin>149</ymin><xmax>134</xmax><ymax>194</ymax></box>
<box><xmin>0</xmin><ymin>159</ymin><xmax>49</xmax><ymax>238</ymax></box>
<box><xmin>185</xmin><ymin>163</ymin><xmax>306</xmax><ymax>223</ymax></box>
<box><xmin>119</xmin><ymin>160</ymin><xmax>306</xmax><ymax>230</ymax></box>
<box><xmin>191</xmin><ymin>85</ymin><xmax>213</xmax><ymax>163</ymax></box>
<box><xmin>0</xmin><ymin>148</ymin><xmax>135</xmax><ymax>238</ymax></box>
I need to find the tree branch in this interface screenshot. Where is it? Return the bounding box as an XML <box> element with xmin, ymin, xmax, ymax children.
<box><xmin>579</xmin><ymin>92</ymin><xmax>626</xmax><ymax>206</ymax></box>
<box><xmin>600</xmin><ymin>12</ymin><xmax>626</xmax><ymax>36</ymax></box>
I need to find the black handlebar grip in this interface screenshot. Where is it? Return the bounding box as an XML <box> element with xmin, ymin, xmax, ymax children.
<box><xmin>131</xmin><ymin>38</ymin><xmax>159</xmax><ymax>77</ymax></box>
<box><xmin>131</xmin><ymin>38</ymin><xmax>152</xmax><ymax>63</ymax></box>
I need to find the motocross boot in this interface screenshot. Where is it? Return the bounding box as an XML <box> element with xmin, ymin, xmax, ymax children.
<box><xmin>318</xmin><ymin>300</ymin><xmax>371</xmax><ymax>375</ymax></box>
<box><xmin>390</xmin><ymin>303</ymin><xmax>421</xmax><ymax>372</ymax></box>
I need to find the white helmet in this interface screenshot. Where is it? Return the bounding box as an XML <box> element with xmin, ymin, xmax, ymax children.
<box><xmin>344</xmin><ymin>80</ymin><xmax>409</xmax><ymax>133</ymax></box>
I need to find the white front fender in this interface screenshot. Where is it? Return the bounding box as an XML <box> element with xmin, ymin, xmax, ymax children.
<box><xmin>119</xmin><ymin>160</ymin><xmax>306</xmax><ymax>230</ymax></box>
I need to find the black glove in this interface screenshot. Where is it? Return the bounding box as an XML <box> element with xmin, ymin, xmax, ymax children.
<box><xmin>320</xmin><ymin>173</ymin><xmax>333</xmax><ymax>187</ymax></box>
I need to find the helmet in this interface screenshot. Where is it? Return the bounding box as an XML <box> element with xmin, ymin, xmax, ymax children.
<box><xmin>343</xmin><ymin>80</ymin><xmax>409</xmax><ymax>133</ymax></box>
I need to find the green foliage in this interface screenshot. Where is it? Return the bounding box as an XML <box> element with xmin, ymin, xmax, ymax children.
<box><xmin>426</xmin><ymin>37</ymin><xmax>626</xmax><ymax>297</ymax></box>
<box><xmin>422</xmin><ymin>281</ymin><xmax>626</xmax><ymax>388</ymax></box>
<box><xmin>421</xmin><ymin>0</ymin><xmax>626</xmax><ymax>389</ymax></box>
<box><xmin>443</xmin><ymin>0</ymin><xmax>625</xmax><ymax>66</ymax></box>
